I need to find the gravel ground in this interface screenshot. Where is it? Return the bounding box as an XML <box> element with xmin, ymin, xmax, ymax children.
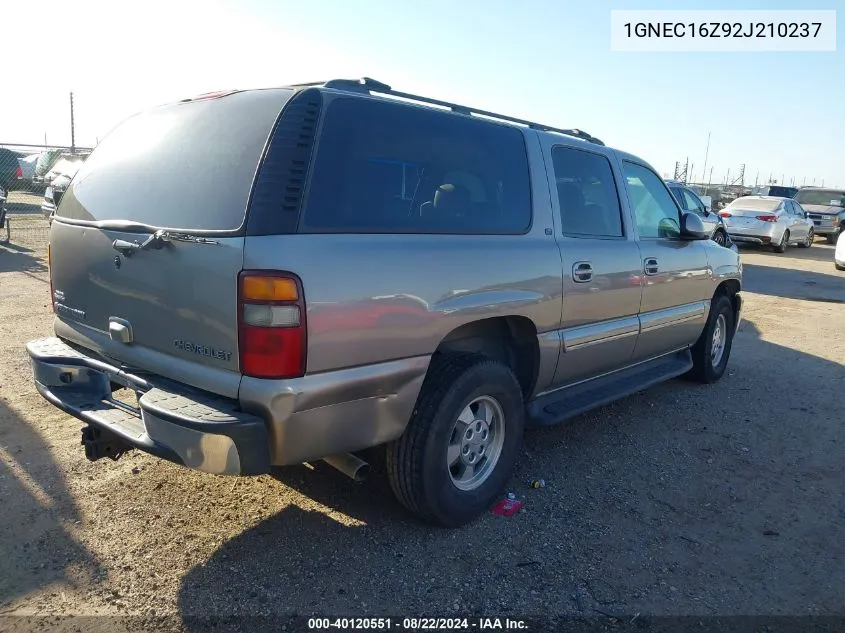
<box><xmin>1</xmin><ymin>192</ymin><xmax>844</xmax><ymax>630</ymax></box>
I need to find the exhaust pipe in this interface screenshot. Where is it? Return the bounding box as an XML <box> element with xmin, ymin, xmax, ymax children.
<box><xmin>323</xmin><ymin>453</ymin><xmax>370</xmax><ymax>483</ymax></box>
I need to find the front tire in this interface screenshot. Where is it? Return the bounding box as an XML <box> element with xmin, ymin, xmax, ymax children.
<box><xmin>386</xmin><ymin>353</ymin><xmax>525</xmax><ymax>527</ymax></box>
<box><xmin>827</xmin><ymin>233</ymin><xmax>838</xmax><ymax>245</ymax></box>
<box><xmin>712</xmin><ymin>229</ymin><xmax>727</xmax><ymax>247</ymax></box>
<box><xmin>684</xmin><ymin>293</ymin><xmax>736</xmax><ymax>384</ymax></box>
<box><xmin>798</xmin><ymin>228</ymin><xmax>814</xmax><ymax>248</ymax></box>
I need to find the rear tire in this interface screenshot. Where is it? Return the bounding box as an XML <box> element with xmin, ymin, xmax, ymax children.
<box><xmin>773</xmin><ymin>230</ymin><xmax>789</xmax><ymax>253</ymax></box>
<box><xmin>386</xmin><ymin>353</ymin><xmax>525</xmax><ymax>527</ymax></box>
<box><xmin>836</xmin><ymin>263</ymin><xmax>845</xmax><ymax>271</ymax></box>
<box><xmin>712</xmin><ymin>229</ymin><xmax>727</xmax><ymax>247</ymax></box>
<box><xmin>827</xmin><ymin>233</ymin><xmax>838</xmax><ymax>245</ymax></box>
<box><xmin>684</xmin><ymin>293</ymin><xmax>735</xmax><ymax>384</ymax></box>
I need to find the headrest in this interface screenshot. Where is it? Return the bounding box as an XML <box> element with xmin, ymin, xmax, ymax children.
<box><xmin>433</xmin><ymin>183</ymin><xmax>471</xmax><ymax>209</ymax></box>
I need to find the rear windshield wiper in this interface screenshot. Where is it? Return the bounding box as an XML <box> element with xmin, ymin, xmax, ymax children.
<box><xmin>112</xmin><ymin>229</ymin><xmax>219</xmax><ymax>257</ymax></box>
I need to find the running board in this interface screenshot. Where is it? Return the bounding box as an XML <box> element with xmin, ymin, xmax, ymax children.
<box><xmin>527</xmin><ymin>349</ymin><xmax>693</xmax><ymax>427</ymax></box>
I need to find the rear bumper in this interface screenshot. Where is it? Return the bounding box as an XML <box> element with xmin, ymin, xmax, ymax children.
<box><xmin>726</xmin><ymin>225</ymin><xmax>778</xmax><ymax>245</ymax></box>
<box><xmin>27</xmin><ymin>337</ymin><xmax>270</xmax><ymax>475</ymax></box>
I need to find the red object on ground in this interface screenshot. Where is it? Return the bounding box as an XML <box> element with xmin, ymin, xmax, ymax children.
<box><xmin>491</xmin><ymin>496</ymin><xmax>524</xmax><ymax>517</ymax></box>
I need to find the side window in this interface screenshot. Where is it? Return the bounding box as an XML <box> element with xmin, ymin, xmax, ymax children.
<box><xmin>668</xmin><ymin>187</ymin><xmax>687</xmax><ymax>210</ymax></box>
<box><xmin>550</xmin><ymin>146</ymin><xmax>623</xmax><ymax>238</ymax></box>
<box><xmin>682</xmin><ymin>189</ymin><xmax>705</xmax><ymax>215</ymax></box>
<box><xmin>301</xmin><ymin>97</ymin><xmax>532</xmax><ymax>234</ymax></box>
<box><xmin>622</xmin><ymin>161</ymin><xmax>682</xmax><ymax>239</ymax></box>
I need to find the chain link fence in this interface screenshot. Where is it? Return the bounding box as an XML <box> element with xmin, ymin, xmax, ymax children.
<box><xmin>1</xmin><ymin>144</ymin><xmax>91</xmax><ymax>250</ymax></box>
<box><xmin>1</xmin><ymin>191</ymin><xmax>51</xmax><ymax>251</ymax></box>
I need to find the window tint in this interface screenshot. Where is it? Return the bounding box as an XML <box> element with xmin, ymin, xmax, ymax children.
<box><xmin>682</xmin><ymin>189</ymin><xmax>705</xmax><ymax>214</ymax></box>
<box><xmin>622</xmin><ymin>162</ymin><xmax>681</xmax><ymax>239</ymax></box>
<box><xmin>667</xmin><ymin>186</ymin><xmax>685</xmax><ymax>209</ymax></box>
<box><xmin>550</xmin><ymin>146</ymin><xmax>623</xmax><ymax>237</ymax></box>
<box><xmin>301</xmin><ymin>97</ymin><xmax>532</xmax><ymax>234</ymax></box>
<box><xmin>59</xmin><ymin>89</ymin><xmax>292</xmax><ymax>230</ymax></box>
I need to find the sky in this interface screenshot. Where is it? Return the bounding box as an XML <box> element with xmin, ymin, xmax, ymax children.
<box><xmin>2</xmin><ymin>0</ymin><xmax>842</xmax><ymax>187</ymax></box>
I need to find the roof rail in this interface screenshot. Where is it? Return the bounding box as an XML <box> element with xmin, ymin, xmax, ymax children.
<box><xmin>294</xmin><ymin>77</ymin><xmax>605</xmax><ymax>146</ymax></box>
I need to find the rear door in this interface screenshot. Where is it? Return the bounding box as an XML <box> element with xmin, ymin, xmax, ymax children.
<box><xmin>48</xmin><ymin>88</ymin><xmax>294</xmax><ymax>398</ymax></box>
<box><xmin>542</xmin><ymin>141</ymin><xmax>643</xmax><ymax>386</ymax></box>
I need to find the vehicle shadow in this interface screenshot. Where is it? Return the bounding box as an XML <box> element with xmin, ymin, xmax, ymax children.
<box><xmin>5</xmin><ymin>193</ymin><xmax>44</xmax><ymax>216</ymax></box>
<box><xmin>0</xmin><ymin>398</ymin><xmax>105</xmax><ymax>608</ymax></box>
<box><xmin>176</xmin><ymin>318</ymin><xmax>845</xmax><ymax>619</ymax></box>
<box><xmin>0</xmin><ymin>242</ymin><xmax>48</xmax><ymax>277</ymax></box>
<box><xmin>741</xmin><ymin>262</ymin><xmax>845</xmax><ymax>303</ymax></box>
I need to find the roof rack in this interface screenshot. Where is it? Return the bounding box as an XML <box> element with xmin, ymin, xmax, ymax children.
<box><xmin>293</xmin><ymin>77</ymin><xmax>605</xmax><ymax>146</ymax></box>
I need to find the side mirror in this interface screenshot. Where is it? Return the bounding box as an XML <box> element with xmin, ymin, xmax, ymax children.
<box><xmin>680</xmin><ymin>211</ymin><xmax>710</xmax><ymax>240</ymax></box>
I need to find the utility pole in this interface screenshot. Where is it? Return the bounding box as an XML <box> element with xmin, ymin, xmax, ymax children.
<box><xmin>708</xmin><ymin>166</ymin><xmax>714</xmax><ymax>188</ymax></box>
<box><xmin>70</xmin><ymin>92</ymin><xmax>76</xmax><ymax>153</ymax></box>
<box><xmin>754</xmin><ymin>172</ymin><xmax>759</xmax><ymax>188</ymax></box>
<box><xmin>725</xmin><ymin>169</ymin><xmax>730</xmax><ymax>186</ymax></box>
<box><xmin>701</xmin><ymin>131</ymin><xmax>711</xmax><ymax>190</ymax></box>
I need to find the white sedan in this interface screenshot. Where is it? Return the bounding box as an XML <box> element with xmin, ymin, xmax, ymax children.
<box><xmin>835</xmin><ymin>230</ymin><xmax>845</xmax><ymax>271</ymax></box>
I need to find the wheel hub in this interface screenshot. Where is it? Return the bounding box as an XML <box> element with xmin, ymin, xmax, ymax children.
<box><xmin>460</xmin><ymin>419</ymin><xmax>491</xmax><ymax>466</ymax></box>
<box><xmin>711</xmin><ymin>313</ymin><xmax>727</xmax><ymax>367</ymax></box>
<box><xmin>447</xmin><ymin>395</ymin><xmax>506</xmax><ymax>491</ymax></box>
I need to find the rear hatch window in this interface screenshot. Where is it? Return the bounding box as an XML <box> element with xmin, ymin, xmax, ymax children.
<box><xmin>58</xmin><ymin>89</ymin><xmax>294</xmax><ymax>231</ymax></box>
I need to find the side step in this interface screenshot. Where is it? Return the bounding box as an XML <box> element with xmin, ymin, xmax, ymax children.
<box><xmin>527</xmin><ymin>349</ymin><xmax>693</xmax><ymax>427</ymax></box>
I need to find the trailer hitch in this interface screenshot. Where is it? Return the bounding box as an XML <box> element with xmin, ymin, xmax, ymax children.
<box><xmin>81</xmin><ymin>426</ymin><xmax>133</xmax><ymax>462</ymax></box>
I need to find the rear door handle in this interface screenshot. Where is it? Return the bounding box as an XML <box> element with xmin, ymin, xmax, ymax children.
<box><xmin>644</xmin><ymin>257</ymin><xmax>659</xmax><ymax>275</ymax></box>
<box><xmin>573</xmin><ymin>261</ymin><xmax>593</xmax><ymax>283</ymax></box>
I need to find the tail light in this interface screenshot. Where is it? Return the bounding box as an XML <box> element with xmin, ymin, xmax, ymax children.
<box><xmin>756</xmin><ymin>215</ymin><xmax>778</xmax><ymax>222</ymax></box>
<box><xmin>15</xmin><ymin>166</ymin><xmax>22</xmax><ymax>179</ymax></box>
<box><xmin>719</xmin><ymin>211</ymin><xmax>732</xmax><ymax>218</ymax></box>
<box><xmin>237</xmin><ymin>271</ymin><xmax>306</xmax><ymax>379</ymax></box>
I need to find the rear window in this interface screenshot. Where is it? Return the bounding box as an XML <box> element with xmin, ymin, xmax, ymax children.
<box><xmin>728</xmin><ymin>197</ymin><xmax>782</xmax><ymax>211</ymax></box>
<box><xmin>300</xmin><ymin>97</ymin><xmax>532</xmax><ymax>234</ymax></box>
<box><xmin>57</xmin><ymin>89</ymin><xmax>293</xmax><ymax>231</ymax></box>
<box><xmin>794</xmin><ymin>189</ymin><xmax>845</xmax><ymax>207</ymax></box>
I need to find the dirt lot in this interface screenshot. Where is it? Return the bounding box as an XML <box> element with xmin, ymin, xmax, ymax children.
<box><xmin>1</xmin><ymin>192</ymin><xmax>844</xmax><ymax>628</ymax></box>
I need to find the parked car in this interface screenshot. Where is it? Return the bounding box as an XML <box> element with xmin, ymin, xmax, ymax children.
<box><xmin>42</xmin><ymin>154</ymin><xmax>87</xmax><ymax>187</ymax></box>
<box><xmin>0</xmin><ymin>148</ymin><xmax>23</xmax><ymax>192</ymax></box>
<box><xmin>17</xmin><ymin>153</ymin><xmax>40</xmax><ymax>184</ymax></box>
<box><xmin>25</xmin><ymin>77</ymin><xmax>743</xmax><ymax>527</ymax></box>
<box><xmin>32</xmin><ymin>149</ymin><xmax>64</xmax><ymax>186</ymax></box>
<box><xmin>793</xmin><ymin>187</ymin><xmax>845</xmax><ymax>244</ymax></box>
<box><xmin>835</xmin><ymin>230</ymin><xmax>845</xmax><ymax>271</ymax></box>
<box><xmin>41</xmin><ymin>158</ymin><xmax>86</xmax><ymax>219</ymax></box>
<box><xmin>665</xmin><ymin>180</ymin><xmax>731</xmax><ymax>247</ymax></box>
<box><xmin>719</xmin><ymin>196</ymin><xmax>814</xmax><ymax>252</ymax></box>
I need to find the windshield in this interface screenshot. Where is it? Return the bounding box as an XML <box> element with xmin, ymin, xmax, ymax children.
<box><xmin>728</xmin><ymin>197</ymin><xmax>782</xmax><ymax>212</ymax></box>
<box><xmin>57</xmin><ymin>89</ymin><xmax>293</xmax><ymax>231</ymax></box>
<box><xmin>794</xmin><ymin>189</ymin><xmax>845</xmax><ymax>207</ymax></box>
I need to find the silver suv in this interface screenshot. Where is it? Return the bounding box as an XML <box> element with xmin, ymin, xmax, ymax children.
<box><xmin>26</xmin><ymin>78</ymin><xmax>743</xmax><ymax>527</ymax></box>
